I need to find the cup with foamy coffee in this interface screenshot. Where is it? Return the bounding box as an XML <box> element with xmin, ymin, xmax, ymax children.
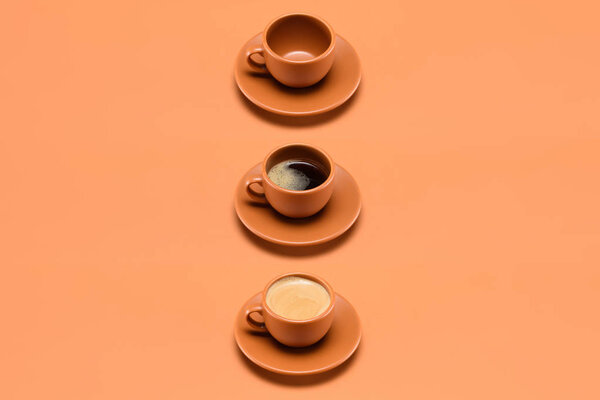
<box><xmin>245</xmin><ymin>143</ymin><xmax>335</xmax><ymax>218</ymax></box>
<box><xmin>245</xmin><ymin>272</ymin><xmax>335</xmax><ymax>347</ymax></box>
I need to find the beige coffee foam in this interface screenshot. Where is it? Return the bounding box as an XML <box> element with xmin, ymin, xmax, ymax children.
<box><xmin>266</xmin><ymin>276</ymin><xmax>331</xmax><ymax>320</ymax></box>
<box><xmin>267</xmin><ymin>161</ymin><xmax>310</xmax><ymax>191</ymax></box>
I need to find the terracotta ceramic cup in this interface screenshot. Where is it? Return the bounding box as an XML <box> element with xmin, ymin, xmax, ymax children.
<box><xmin>245</xmin><ymin>272</ymin><xmax>336</xmax><ymax>347</ymax></box>
<box><xmin>245</xmin><ymin>143</ymin><xmax>336</xmax><ymax>218</ymax></box>
<box><xmin>246</xmin><ymin>13</ymin><xmax>336</xmax><ymax>88</ymax></box>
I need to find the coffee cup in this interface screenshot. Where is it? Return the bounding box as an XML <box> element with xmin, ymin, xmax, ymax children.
<box><xmin>245</xmin><ymin>143</ymin><xmax>335</xmax><ymax>218</ymax></box>
<box><xmin>245</xmin><ymin>272</ymin><xmax>336</xmax><ymax>347</ymax></box>
<box><xmin>245</xmin><ymin>13</ymin><xmax>336</xmax><ymax>88</ymax></box>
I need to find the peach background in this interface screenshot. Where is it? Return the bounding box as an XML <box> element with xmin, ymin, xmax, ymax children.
<box><xmin>1</xmin><ymin>0</ymin><xmax>599</xmax><ymax>399</ymax></box>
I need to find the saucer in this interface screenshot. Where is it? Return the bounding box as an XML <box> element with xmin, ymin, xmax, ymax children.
<box><xmin>235</xmin><ymin>33</ymin><xmax>361</xmax><ymax>116</ymax></box>
<box><xmin>234</xmin><ymin>292</ymin><xmax>361</xmax><ymax>375</ymax></box>
<box><xmin>234</xmin><ymin>163</ymin><xmax>361</xmax><ymax>246</ymax></box>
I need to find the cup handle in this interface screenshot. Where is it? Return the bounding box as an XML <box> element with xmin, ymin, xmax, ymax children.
<box><xmin>245</xmin><ymin>305</ymin><xmax>267</xmax><ymax>332</ymax></box>
<box><xmin>245</xmin><ymin>175</ymin><xmax>268</xmax><ymax>204</ymax></box>
<box><xmin>246</xmin><ymin>47</ymin><xmax>268</xmax><ymax>73</ymax></box>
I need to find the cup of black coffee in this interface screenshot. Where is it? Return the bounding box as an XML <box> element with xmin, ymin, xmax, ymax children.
<box><xmin>245</xmin><ymin>143</ymin><xmax>335</xmax><ymax>218</ymax></box>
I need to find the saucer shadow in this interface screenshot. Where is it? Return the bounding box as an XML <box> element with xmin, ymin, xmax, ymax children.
<box><xmin>234</xmin><ymin>77</ymin><xmax>360</xmax><ymax>127</ymax></box>
<box><xmin>235</xmin><ymin>338</ymin><xmax>360</xmax><ymax>386</ymax></box>
<box><xmin>234</xmin><ymin>208</ymin><xmax>360</xmax><ymax>257</ymax></box>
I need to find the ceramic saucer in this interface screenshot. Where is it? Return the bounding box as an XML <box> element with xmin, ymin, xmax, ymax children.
<box><xmin>235</xmin><ymin>33</ymin><xmax>361</xmax><ymax>116</ymax></box>
<box><xmin>234</xmin><ymin>163</ymin><xmax>361</xmax><ymax>246</ymax></box>
<box><xmin>234</xmin><ymin>292</ymin><xmax>361</xmax><ymax>375</ymax></box>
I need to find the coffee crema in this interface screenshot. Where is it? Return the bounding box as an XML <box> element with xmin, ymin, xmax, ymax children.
<box><xmin>267</xmin><ymin>160</ymin><xmax>328</xmax><ymax>191</ymax></box>
<box><xmin>266</xmin><ymin>276</ymin><xmax>331</xmax><ymax>321</ymax></box>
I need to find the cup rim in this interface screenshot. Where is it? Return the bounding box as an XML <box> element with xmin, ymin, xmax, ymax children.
<box><xmin>261</xmin><ymin>143</ymin><xmax>335</xmax><ymax>195</ymax></box>
<box><xmin>262</xmin><ymin>12</ymin><xmax>336</xmax><ymax>65</ymax></box>
<box><xmin>261</xmin><ymin>272</ymin><xmax>336</xmax><ymax>324</ymax></box>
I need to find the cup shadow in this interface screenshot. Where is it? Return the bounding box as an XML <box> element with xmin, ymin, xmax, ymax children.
<box><xmin>234</xmin><ymin>78</ymin><xmax>361</xmax><ymax>127</ymax></box>
<box><xmin>234</xmin><ymin>209</ymin><xmax>361</xmax><ymax>257</ymax></box>
<box><xmin>235</xmin><ymin>338</ymin><xmax>360</xmax><ymax>386</ymax></box>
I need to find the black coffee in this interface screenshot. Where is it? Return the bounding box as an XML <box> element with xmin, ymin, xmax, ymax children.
<box><xmin>268</xmin><ymin>160</ymin><xmax>328</xmax><ymax>191</ymax></box>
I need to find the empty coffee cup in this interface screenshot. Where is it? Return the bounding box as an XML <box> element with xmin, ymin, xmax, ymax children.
<box><xmin>245</xmin><ymin>13</ymin><xmax>336</xmax><ymax>88</ymax></box>
<box><xmin>245</xmin><ymin>272</ymin><xmax>336</xmax><ymax>347</ymax></box>
<box><xmin>245</xmin><ymin>143</ymin><xmax>336</xmax><ymax>218</ymax></box>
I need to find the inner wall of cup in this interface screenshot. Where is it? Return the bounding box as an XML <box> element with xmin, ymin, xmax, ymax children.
<box><xmin>266</xmin><ymin>146</ymin><xmax>332</xmax><ymax>182</ymax></box>
<box><xmin>266</xmin><ymin>15</ymin><xmax>332</xmax><ymax>60</ymax></box>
